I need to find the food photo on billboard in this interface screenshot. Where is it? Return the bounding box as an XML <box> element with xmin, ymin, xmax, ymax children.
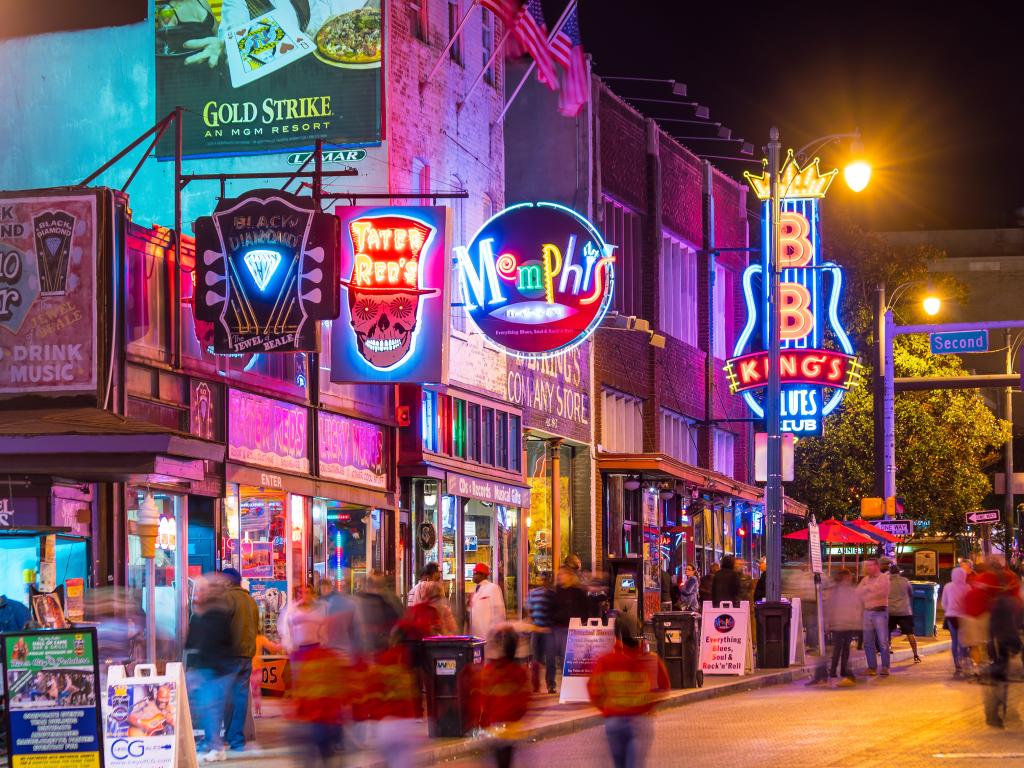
<box><xmin>155</xmin><ymin>0</ymin><xmax>383</xmax><ymax>157</ymax></box>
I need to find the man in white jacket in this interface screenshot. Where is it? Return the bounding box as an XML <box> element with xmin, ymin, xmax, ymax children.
<box><xmin>468</xmin><ymin>563</ymin><xmax>505</xmax><ymax>643</ymax></box>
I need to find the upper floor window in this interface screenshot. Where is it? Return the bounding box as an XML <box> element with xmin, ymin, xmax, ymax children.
<box><xmin>601</xmin><ymin>387</ymin><xmax>644</xmax><ymax>454</ymax></box>
<box><xmin>713</xmin><ymin>262</ymin><xmax>728</xmax><ymax>359</ymax></box>
<box><xmin>602</xmin><ymin>197</ymin><xmax>643</xmax><ymax>318</ymax></box>
<box><xmin>481</xmin><ymin>8</ymin><xmax>495</xmax><ymax>85</ymax></box>
<box><xmin>660</xmin><ymin>232</ymin><xmax>697</xmax><ymax>346</ymax></box>
<box><xmin>660</xmin><ymin>407</ymin><xmax>698</xmax><ymax>465</ymax></box>
<box><xmin>713</xmin><ymin>428</ymin><xmax>735</xmax><ymax>478</ymax></box>
<box><xmin>448</xmin><ymin>0</ymin><xmax>463</xmax><ymax>65</ymax></box>
<box><xmin>126</xmin><ymin>227</ymin><xmax>170</xmax><ymax>362</ymax></box>
<box><xmin>412</xmin><ymin>158</ymin><xmax>431</xmax><ymax>195</ymax></box>
<box><xmin>410</xmin><ymin>0</ymin><xmax>430</xmax><ymax>42</ymax></box>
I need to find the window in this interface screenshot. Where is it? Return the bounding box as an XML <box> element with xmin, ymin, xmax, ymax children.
<box><xmin>602</xmin><ymin>197</ymin><xmax>643</xmax><ymax>318</ymax></box>
<box><xmin>482</xmin><ymin>407</ymin><xmax>495</xmax><ymax>464</ymax></box>
<box><xmin>495</xmin><ymin>412</ymin><xmax>508</xmax><ymax>468</ymax></box>
<box><xmin>448</xmin><ymin>0</ymin><xmax>463</xmax><ymax>65</ymax></box>
<box><xmin>452</xmin><ymin>398</ymin><xmax>466</xmax><ymax>458</ymax></box>
<box><xmin>422</xmin><ymin>390</ymin><xmax>438</xmax><ymax>452</ymax></box>
<box><xmin>713</xmin><ymin>429</ymin><xmax>735</xmax><ymax>478</ymax></box>
<box><xmin>412</xmin><ymin>157</ymin><xmax>430</xmax><ymax>195</ymax></box>
<box><xmin>126</xmin><ymin>227</ymin><xmax>170</xmax><ymax>361</ymax></box>
<box><xmin>660</xmin><ymin>232</ymin><xmax>697</xmax><ymax>345</ymax></box>
<box><xmin>410</xmin><ymin>0</ymin><xmax>429</xmax><ymax>42</ymax></box>
<box><xmin>601</xmin><ymin>388</ymin><xmax>644</xmax><ymax>453</ymax></box>
<box><xmin>481</xmin><ymin>8</ymin><xmax>495</xmax><ymax>85</ymax></box>
<box><xmin>509</xmin><ymin>415</ymin><xmax>521</xmax><ymax>472</ymax></box>
<box><xmin>660</xmin><ymin>408</ymin><xmax>698</xmax><ymax>465</ymax></box>
<box><xmin>713</xmin><ymin>262</ymin><xmax>728</xmax><ymax>359</ymax></box>
<box><xmin>467</xmin><ymin>403</ymin><xmax>481</xmax><ymax>461</ymax></box>
<box><xmin>451</xmin><ymin>176</ymin><xmax>468</xmax><ymax>333</ymax></box>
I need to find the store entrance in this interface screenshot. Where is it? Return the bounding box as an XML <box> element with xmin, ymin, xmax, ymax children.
<box><xmin>313</xmin><ymin>500</ymin><xmax>382</xmax><ymax>595</ymax></box>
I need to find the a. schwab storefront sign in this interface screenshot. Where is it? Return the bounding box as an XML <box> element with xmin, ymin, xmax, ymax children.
<box><xmin>155</xmin><ymin>4</ymin><xmax>383</xmax><ymax>156</ymax></box>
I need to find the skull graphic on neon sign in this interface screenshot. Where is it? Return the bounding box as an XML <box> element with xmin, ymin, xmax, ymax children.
<box><xmin>341</xmin><ymin>214</ymin><xmax>438</xmax><ymax>370</ymax></box>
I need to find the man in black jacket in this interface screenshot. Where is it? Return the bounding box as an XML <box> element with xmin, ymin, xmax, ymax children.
<box><xmin>699</xmin><ymin>562</ymin><xmax>719</xmax><ymax>607</ymax></box>
<box><xmin>711</xmin><ymin>555</ymin><xmax>742</xmax><ymax>607</ymax></box>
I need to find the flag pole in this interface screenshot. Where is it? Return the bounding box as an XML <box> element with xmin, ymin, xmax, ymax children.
<box><xmin>458</xmin><ymin>23</ymin><xmax>516</xmax><ymax>110</ymax></box>
<box><xmin>497</xmin><ymin>0</ymin><xmax>576</xmax><ymax>124</ymax></box>
<box><xmin>421</xmin><ymin>1</ymin><xmax>481</xmax><ymax>90</ymax></box>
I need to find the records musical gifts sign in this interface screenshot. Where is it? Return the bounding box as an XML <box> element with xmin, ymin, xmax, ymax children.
<box><xmin>194</xmin><ymin>190</ymin><xmax>340</xmax><ymax>355</ymax></box>
<box><xmin>0</xmin><ymin>192</ymin><xmax>98</xmax><ymax>395</ymax></box>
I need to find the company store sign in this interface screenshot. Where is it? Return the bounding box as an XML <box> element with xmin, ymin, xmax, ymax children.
<box><xmin>228</xmin><ymin>389</ymin><xmax>309</xmax><ymax>474</ymax></box>
<box><xmin>318</xmin><ymin>411</ymin><xmax>387</xmax><ymax>489</ymax></box>
<box><xmin>506</xmin><ymin>342</ymin><xmax>590</xmax><ymax>442</ymax></box>
<box><xmin>725</xmin><ymin>152</ymin><xmax>862</xmax><ymax>435</ymax></box>
<box><xmin>455</xmin><ymin>202</ymin><xmax>615</xmax><ymax>358</ymax></box>
<box><xmin>447</xmin><ymin>471</ymin><xmax>530</xmax><ymax>508</ymax></box>
<box><xmin>0</xmin><ymin>192</ymin><xmax>98</xmax><ymax>394</ymax></box>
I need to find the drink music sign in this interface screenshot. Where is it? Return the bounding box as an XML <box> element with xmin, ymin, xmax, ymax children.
<box><xmin>724</xmin><ymin>152</ymin><xmax>862</xmax><ymax>435</ymax></box>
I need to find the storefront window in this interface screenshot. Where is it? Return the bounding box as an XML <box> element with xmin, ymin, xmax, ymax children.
<box><xmin>605</xmin><ymin>475</ymin><xmax>640</xmax><ymax>558</ymax></box>
<box><xmin>526</xmin><ymin>441</ymin><xmax>552</xmax><ymax>582</ymax></box>
<box><xmin>482</xmin><ymin>408</ymin><xmax>495</xmax><ymax>464</ymax></box>
<box><xmin>509</xmin><ymin>416</ymin><xmax>522</xmax><ymax>472</ymax></box>
<box><xmin>125</xmin><ymin>228</ymin><xmax>170</xmax><ymax>362</ymax></box>
<box><xmin>495</xmin><ymin>505</ymin><xmax>520</xmax><ymax>616</ymax></box>
<box><xmin>495</xmin><ymin>413</ymin><xmax>508</xmax><ymax>468</ymax></box>
<box><xmin>314</xmin><ymin>499</ymin><xmax>383</xmax><ymax>595</ymax></box>
<box><xmin>467</xmin><ymin>404</ymin><xmax>481</xmax><ymax>462</ymax></box>
<box><xmin>464</xmin><ymin>500</ymin><xmax>519</xmax><ymax>618</ymax></box>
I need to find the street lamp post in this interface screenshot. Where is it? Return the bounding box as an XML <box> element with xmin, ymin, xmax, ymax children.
<box><xmin>765</xmin><ymin>127</ymin><xmax>784</xmax><ymax>602</ymax></box>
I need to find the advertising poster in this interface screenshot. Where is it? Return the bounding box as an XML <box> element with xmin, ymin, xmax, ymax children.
<box><xmin>559</xmin><ymin>617</ymin><xmax>615</xmax><ymax>704</ymax></box>
<box><xmin>155</xmin><ymin>1</ymin><xmax>383</xmax><ymax>157</ymax></box>
<box><xmin>65</xmin><ymin>578</ymin><xmax>85</xmax><ymax>623</ymax></box>
<box><xmin>103</xmin><ymin>663</ymin><xmax>195</xmax><ymax>768</ymax></box>
<box><xmin>0</xmin><ymin>192</ymin><xmax>98</xmax><ymax>395</ymax></box>
<box><xmin>240</xmin><ymin>541</ymin><xmax>273</xmax><ymax>579</ymax></box>
<box><xmin>2</xmin><ymin>628</ymin><xmax>104</xmax><ymax>767</ymax></box>
<box><xmin>331</xmin><ymin>206</ymin><xmax>450</xmax><ymax>384</ymax></box>
<box><xmin>699</xmin><ymin>601</ymin><xmax>752</xmax><ymax>676</ymax></box>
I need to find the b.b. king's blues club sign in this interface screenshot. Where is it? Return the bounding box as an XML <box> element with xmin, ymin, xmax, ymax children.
<box><xmin>724</xmin><ymin>151</ymin><xmax>862</xmax><ymax>436</ymax></box>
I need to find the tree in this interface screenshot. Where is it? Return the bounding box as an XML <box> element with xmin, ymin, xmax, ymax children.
<box><xmin>789</xmin><ymin>218</ymin><xmax>1010</xmax><ymax>538</ymax></box>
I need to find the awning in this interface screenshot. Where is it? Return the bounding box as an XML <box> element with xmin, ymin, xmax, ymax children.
<box><xmin>226</xmin><ymin>462</ymin><xmax>394</xmax><ymax>510</ymax></box>
<box><xmin>597</xmin><ymin>452</ymin><xmax>808</xmax><ymax>517</ymax></box>
<box><xmin>0</xmin><ymin>408</ymin><xmax>224</xmax><ymax>483</ymax></box>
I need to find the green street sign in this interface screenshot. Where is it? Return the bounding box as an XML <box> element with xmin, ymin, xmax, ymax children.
<box><xmin>286</xmin><ymin>149</ymin><xmax>366</xmax><ymax>165</ymax></box>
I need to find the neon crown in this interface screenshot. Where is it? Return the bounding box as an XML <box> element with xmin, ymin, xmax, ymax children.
<box><xmin>744</xmin><ymin>149</ymin><xmax>838</xmax><ymax>201</ymax></box>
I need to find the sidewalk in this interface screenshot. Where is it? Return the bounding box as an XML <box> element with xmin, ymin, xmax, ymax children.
<box><xmin>225</xmin><ymin>633</ymin><xmax>951</xmax><ymax>766</ymax></box>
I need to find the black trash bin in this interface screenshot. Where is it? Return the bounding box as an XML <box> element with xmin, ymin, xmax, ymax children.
<box><xmin>755</xmin><ymin>600</ymin><xmax>791</xmax><ymax>669</ymax></box>
<box><xmin>652</xmin><ymin>611</ymin><xmax>702</xmax><ymax>688</ymax></box>
<box><xmin>421</xmin><ymin>635</ymin><xmax>485</xmax><ymax>737</ymax></box>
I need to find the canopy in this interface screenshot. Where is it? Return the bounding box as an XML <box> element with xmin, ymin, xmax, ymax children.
<box><xmin>847</xmin><ymin>519</ymin><xmax>901</xmax><ymax>544</ymax></box>
<box><xmin>784</xmin><ymin>519</ymin><xmax>876</xmax><ymax>545</ymax></box>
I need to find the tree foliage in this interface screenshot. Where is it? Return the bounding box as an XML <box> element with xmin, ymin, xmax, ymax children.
<box><xmin>790</xmin><ymin>217</ymin><xmax>1009</xmax><ymax>537</ymax></box>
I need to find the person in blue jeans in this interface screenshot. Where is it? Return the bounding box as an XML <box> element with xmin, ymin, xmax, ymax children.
<box><xmin>528</xmin><ymin>572</ymin><xmax>557</xmax><ymax>693</ymax></box>
<box><xmin>941</xmin><ymin>566</ymin><xmax>970</xmax><ymax>677</ymax></box>
<box><xmin>221</xmin><ymin>568</ymin><xmax>259</xmax><ymax>753</ymax></box>
<box><xmin>185</xmin><ymin>575</ymin><xmax>234</xmax><ymax>761</ymax></box>
<box><xmin>856</xmin><ymin>558</ymin><xmax>891</xmax><ymax>676</ymax></box>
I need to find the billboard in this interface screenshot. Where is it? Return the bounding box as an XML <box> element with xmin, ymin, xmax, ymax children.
<box><xmin>0</xmin><ymin>191</ymin><xmax>99</xmax><ymax>396</ymax></box>
<box><xmin>155</xmin><ymin>1</ymin><xmax>383</xmax><ymax>157</ymax></box>
<box><xmin>330</xmin><ymin>205</ymin><xmax>449</xmax><ymax>383</ymax></box>
<box><xmin>454</xmin><ymin>202</ymin><xmax>616</xmax><ymax>358</ymax></box>
<box><xmin>194</xmin><ymin>189</ymin><xmax>340</xmax><ymax>354</ymax></box>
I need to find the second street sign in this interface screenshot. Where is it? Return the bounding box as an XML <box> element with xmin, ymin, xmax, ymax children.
<box><xmin>930</xmin><ymin>329</ymin><xmax>988</xmax><ymax>355</ymax></box>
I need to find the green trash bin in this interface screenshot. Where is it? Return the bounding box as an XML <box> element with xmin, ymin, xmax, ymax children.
<box><xmin>911</xmin><ymin>581</ymin><xmax>940</xmax><ymax>637</ymax></box>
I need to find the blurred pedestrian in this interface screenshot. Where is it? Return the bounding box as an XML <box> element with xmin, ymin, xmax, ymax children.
<box><xmin>678</xmin><ymin>565</ymin><xmax>700</xmax><ymax>613</ymax></box>
<box><xmin>355</xmin><ymin>571</ymin><xmax>402</xmax><ymax>655</ymax></box>
<box><xmin>698</xmin><ymin>563</ymin><xmax>719</xmax><ymax>608</ymax></box>
<box><xmin>887</xmin><ymin>565</ymin><xmax>920</xmax><ymax>663</ymax></box>
<box><xmin>527</xmin><ymin>572</ymin><xmax>557</xmax><ymax>693</ymax></box>
<box><xmin>711</xmin><ymin>555</ymin><xmax>741</xmax><ymax>607</ymax></box>
<box><xmin>185</xmin><ymin>574</ymin><xmax>233</xmax><ymax>762</ymax></box>
<box><xmin>981</xmin><ymin>556</ymin><xmax>1022</xmax><ymax>727</ymax></box>
<box><xmin>357</xmin><ymin>628</ymin><xmax>422</xmax><ymax>768</ymax></box>
<box><xmin>408</xmin><ymin>562</ymin><xmax>441</xmax><ymax>607</ymax></box>
<box><xmin>289</xmin><ymin>643</ymin><xmax>351</xmax><ymax>767</ymax></box>
<box><xmin>553</xmin><ymin>566</ymin><xmax>590</xmax><ymax>671</ymax></box>
<box><xmin>279</xmin><ymin>583</ymin><xmax>327</xmax><ymax>654</ymax></box>
<box><xmin>0</xmin><ymin>593</ymin><xmax>30</xmax><ymax>632</ymax></box>
<box><xmin>857</xmin><ymin>558</ymin><xmax>891</xmax><ymax>676</ymax></box>
<box><xmin>221</xmin><ymin>567</ymin><xmax>259</xmax><ymax>753</ymax></box>
<box><xmin>319</xmin><ymin>577</ymin><xmax>358</xmax><ymax>655</ymax></box>
<box><xmin>941</xmin><ymin>566</ymin><xmax>970</xmax><ymax>677</ymax></box>
<box><xmin>825</xmin><ymin>569</ymin><xmax>861</xmax><ymax>686</ymax></box>
<box><xmin>470</xmin><ymin>563</ymin><xmax>507</xmax><ymax>648</ymax></box>
<box><xmin>587</xmin><ymin>613</ymin><xmax>669</xmax><ymax>768</ymax></box>
<box><xmin>754</xmin><ymin>558</ymin><xmax>767</xmax><ymax>603</ymax></box>
<box><xmin>475</xmin><ymin>627</ymin><xmax>532</xmax><ymax>768</ymax></box>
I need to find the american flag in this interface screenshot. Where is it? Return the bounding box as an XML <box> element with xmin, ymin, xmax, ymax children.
<box><xmin>478</xmin><ymin>0</ymin><xmax>519</xmax><ymax>28</ymax></box>
<box><xmin>513</xmin><ymin>0</ymin><xmax>558</xmax><ymax>90</ymax></box>
<box><xmin>552</xmin><ymin>4</ymin><xmax>587</xmax><ymax>116</ymax></box>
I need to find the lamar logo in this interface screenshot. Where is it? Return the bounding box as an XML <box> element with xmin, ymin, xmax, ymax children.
<box><xmin>713</xmin><ymin>614</ymin><xmax>736</xmax><ymax>633</ymax></box>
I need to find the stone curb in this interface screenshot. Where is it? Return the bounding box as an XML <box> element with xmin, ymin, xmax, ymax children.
<box><xmin>223</xmin><ymin>639</ymin><xmax>950</xmax><ymax>766</ymax></box>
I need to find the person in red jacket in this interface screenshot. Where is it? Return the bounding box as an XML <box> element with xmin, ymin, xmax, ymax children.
<box><xmin>587</xmin><ymin>614</ymin><xmax>669</xmax><ymax>768</ymax></box>
<box><xmin>474</xmin><ymin>628</ymin><xmax>532</xmax><ymax>768</ymax></box>
<box><xmin>353</xmin><ymin>629</ymin><xmax>422</xmax><ymax>767</ymax></box>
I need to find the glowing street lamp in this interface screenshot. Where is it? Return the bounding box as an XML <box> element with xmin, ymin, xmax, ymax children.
<box><xmin>843</xmin><ymin>160</ymin><xmax>872</xmax><ymax>193</ymax></box>
<box><xmin>923</xmin><ymin>295</ymin><xmax>942</xmax><ymax>316</ymax></box>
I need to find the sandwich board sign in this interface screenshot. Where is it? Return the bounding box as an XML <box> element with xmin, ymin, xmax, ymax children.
<box><xmin>103</xmin><ymin>663</ymin><xmax>197</xmax><ymax>768</ymax></box>
<box><xmin>789</xmin><ymin>597</ymin><xmax>807</xmax><ymax>665</ymax></box>
<box><xmin>559</xmin><ymin>616</ymin><xmax>616</xmax><ymax>703</ymax></box>
<box><xmin>699</xmin><ymin>601</ymin><xmax>753</xmax><ymax>675</ymax></box>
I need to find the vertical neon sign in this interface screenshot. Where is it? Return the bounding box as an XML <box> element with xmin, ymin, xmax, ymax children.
<box><xmin>725</xmin><ymin>151</ymin><xmax>861</xmax><ymax>435</ymax></box>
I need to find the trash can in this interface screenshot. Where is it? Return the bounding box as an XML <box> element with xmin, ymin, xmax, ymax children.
<box><xmin>754</xmin><ymin>600</ymin><xmax>791</xmax><ymax>669</ymax></box>
<box><xmin>911</xmin><ymin>581</ymin><xmax>940</xmax><ymax>637</ymax></box>
<box><xmin>421</xmin><ymin>635</ymin><xmax>485</xmax><ymax>737</ymax></box>
<box><xmin>652</xmin><ymin>611</ymin><xmax>702</xmax><ymax>688</ymax></box>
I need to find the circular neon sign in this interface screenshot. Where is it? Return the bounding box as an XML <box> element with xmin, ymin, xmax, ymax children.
<box><xmin>455</xmin><ymin>202</ymin><xmax>615</xmax><ymax>357</ymax></box>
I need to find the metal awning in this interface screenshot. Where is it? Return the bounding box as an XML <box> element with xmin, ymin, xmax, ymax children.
<box><xmin>0</xmin><ymin>408</ymin><xmax>224</xmax><ymax>483</ymax></box>
<box><xmin>597</xmin><ymin>452</ymin><xmax>808</xmax><ymax>517</ymax></box>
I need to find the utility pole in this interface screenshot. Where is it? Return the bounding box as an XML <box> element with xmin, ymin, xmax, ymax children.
<box><xmin>873</xmin><ymin>285</ymin><xmax>887</xmax><ymax>497</ymax></box>
<box><xmin>1004</xmin><ymin>329</ymin><xmax>1014</xmax><ymax>562</ymax></box>
<box><xmin>764</xmin><ymin>127</ymin><xmax>783</xmax><ymax>603</ymax></box>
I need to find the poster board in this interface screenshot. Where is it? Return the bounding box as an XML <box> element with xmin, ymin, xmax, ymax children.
<box><xmin>808</xmin><ymin>518</ymin><xmax>823</xmax><ymax>575</ymax></box>
<box><xmin>559</xmin><ymin>617</ymin><xmax>616</xmax><ymax>703</ymax></box>
<box><xmin>103</xmin><ymin>663</ymin><xmax>197</xmax><ymax>768</ymax></box>
<box><xmin>789</xmin><ymin>597</ymin><xmax>806</xmax><ymax>665</ymax></box>
<box><xmin>699</xmin><ymin>601</ymin><xmax>753</xmax><ymax>676</ymax></box>
<box><xmin>1</xmin><ymin>627</ymin><xmax>105</xmax><ymax>767</ymax></box>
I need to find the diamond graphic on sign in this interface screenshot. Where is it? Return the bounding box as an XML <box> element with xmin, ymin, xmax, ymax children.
<box><xmin>243</xmin><ymin>249</ymin><xmax>281</xmax><ymax>292</ymax></box>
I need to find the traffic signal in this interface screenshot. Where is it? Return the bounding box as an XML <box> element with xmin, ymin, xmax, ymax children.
<box><xmin>861</xmin><ymin>497</ymin><xmax>884</xmax><ymax>520</ymax></box>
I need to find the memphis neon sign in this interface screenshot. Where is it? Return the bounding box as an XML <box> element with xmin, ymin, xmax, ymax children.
<box><xmin>725</xmin><ymin>151</ymin><xmax>862</xmax><ymax>435</ymax></box>
<box><xmin>455</xmin><ymin>202</ymin><xmax>615</xmax><ymax>357</ymax></box>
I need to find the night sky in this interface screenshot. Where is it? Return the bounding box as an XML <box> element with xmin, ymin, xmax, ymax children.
<box><xmin>575</xmin><ymin>2</ymin><xmax>1024</xmax><ymax>232</ymax></box>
